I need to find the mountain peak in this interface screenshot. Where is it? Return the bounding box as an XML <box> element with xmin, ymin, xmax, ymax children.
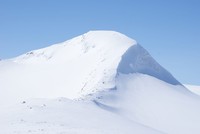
<box><xmin>86</xmin><ymin>30</ymin><xmax>127</xmax><ymax>35</ymax></box>
<box><xmin>84</xmin><ymin>30</ymin><xmax>136</xmax><ymax>44</ymax></box>
<box><xmin>13</xmin><ymin>31</ymin><xmax>136</xmax><ymax>63</ymax></box>
<box><xmin>3</xmin><ymin>31</ymin><xmax>180</xmax><ymax>100</ymax></box>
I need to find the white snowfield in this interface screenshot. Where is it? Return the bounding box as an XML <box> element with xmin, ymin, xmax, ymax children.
<box><xmin>0</xmin><ymin>31</ymin><xmax>200</xmax><ymax>134</ymax></box>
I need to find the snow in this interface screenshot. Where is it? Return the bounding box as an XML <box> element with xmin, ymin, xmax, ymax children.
<box><xmin>117</xmin><ymin>44</ymin><xmax>181</xmax><ymax>85</ymax></box>
<box><xmin>184</xmin><ymin>84</ymin><xmax>200</xmax><ymax>96</ymax></box>
<box><xmin>93</xmin><ymin>73</ymin><xmax>200</xmax><ymax>134</ymax></box>
<box><xmin>1</xmin><ymin>31</ymin><xmax>136</xmax><ymax>103</ymax></box>
<box><xmin>115</xmin><ymin>74</ymin><xmax>200</xmax><ymax>134</ymax></box>
<box><xmin>0</xmin><ymin>98</ymin><xmax>162</xmax><ymax>134</ymax></box>
<box><xmin>0</xmin><ymin>30</ymin><xmax>200</xmax><ymax>134</ymax></box>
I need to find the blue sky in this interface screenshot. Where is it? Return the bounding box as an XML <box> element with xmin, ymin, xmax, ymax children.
<box><xmin>0</xmin><ymin>0</ymin><xmax>199</xmax><ymax>85</ymax></box>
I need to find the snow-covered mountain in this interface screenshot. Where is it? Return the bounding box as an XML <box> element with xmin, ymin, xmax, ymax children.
<box><xmin>0</xmin><ymin>31</ymin><xmax>180</xmax><ymax>101</ymax></box>
<box><xmin>0</xmin><ymin>31</ymin><xmax>200</xmax><ymax>134</ymax></box>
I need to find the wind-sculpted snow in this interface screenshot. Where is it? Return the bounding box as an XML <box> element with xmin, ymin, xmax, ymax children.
<box><xmin>117</xmin><ymin>44</ymin><xmax>181</xmax><ymax>85</ymax></box>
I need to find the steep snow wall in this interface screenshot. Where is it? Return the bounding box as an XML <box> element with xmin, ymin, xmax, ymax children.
<box><xmin>117</xmin><ymin>44</ymin><xmax>181</xmax><ymax>85</ymax></box>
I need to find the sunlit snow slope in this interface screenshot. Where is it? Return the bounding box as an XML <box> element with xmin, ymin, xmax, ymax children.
<box><xmin>0</xmin><ymin>31</ymin><xmax>180</xmax><ymax>101</ymax></box>
<box><xmin>0</xmin><ymin>31</ymin><xmax>200</xmax><ymax>134</ymax></box>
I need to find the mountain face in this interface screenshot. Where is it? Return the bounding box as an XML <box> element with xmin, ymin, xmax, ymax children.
<box><xmin>0</xmin><ymin>31</ymin><xmax>181</xmax><ymax>101</ymax></box>
<box><xmin>0</xmin><ymin>31</ymin><xmax>200</xmax><ymax>134</ymax></box>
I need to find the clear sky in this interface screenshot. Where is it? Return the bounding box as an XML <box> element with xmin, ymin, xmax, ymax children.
<box><xmin>0</xmin><ymin>0</ymin><xmax>199</xmax><ymax>85</ymax></box>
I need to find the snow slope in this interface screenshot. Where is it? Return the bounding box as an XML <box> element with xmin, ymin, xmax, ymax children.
<box><xmin>0</xmin><ymin>31</ymin><xmax>180</xmax><ymax>102</ymax></box>
<box><xmin>0</xmin><ymin>30</ymin><xmax>200</xmax><ymax>134</ymax></box>
<box><xmin>0</xmin><ymin>31</ymin><xmax>136</xmax><ymax>102</ymax></box>
<box><xmin>0</xmin><ymin>98</ymin><xmax>163</xmax><ymax>134</ymax></box>
<box><xmin>96</xmin><ymin>74</ymin><xmax>200</xmax><ymax>134</ymax></box>
<box><xmin>184</xmin><ymin>84</ymin><xmax>200</xmax><ymax>96</ymax></box>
